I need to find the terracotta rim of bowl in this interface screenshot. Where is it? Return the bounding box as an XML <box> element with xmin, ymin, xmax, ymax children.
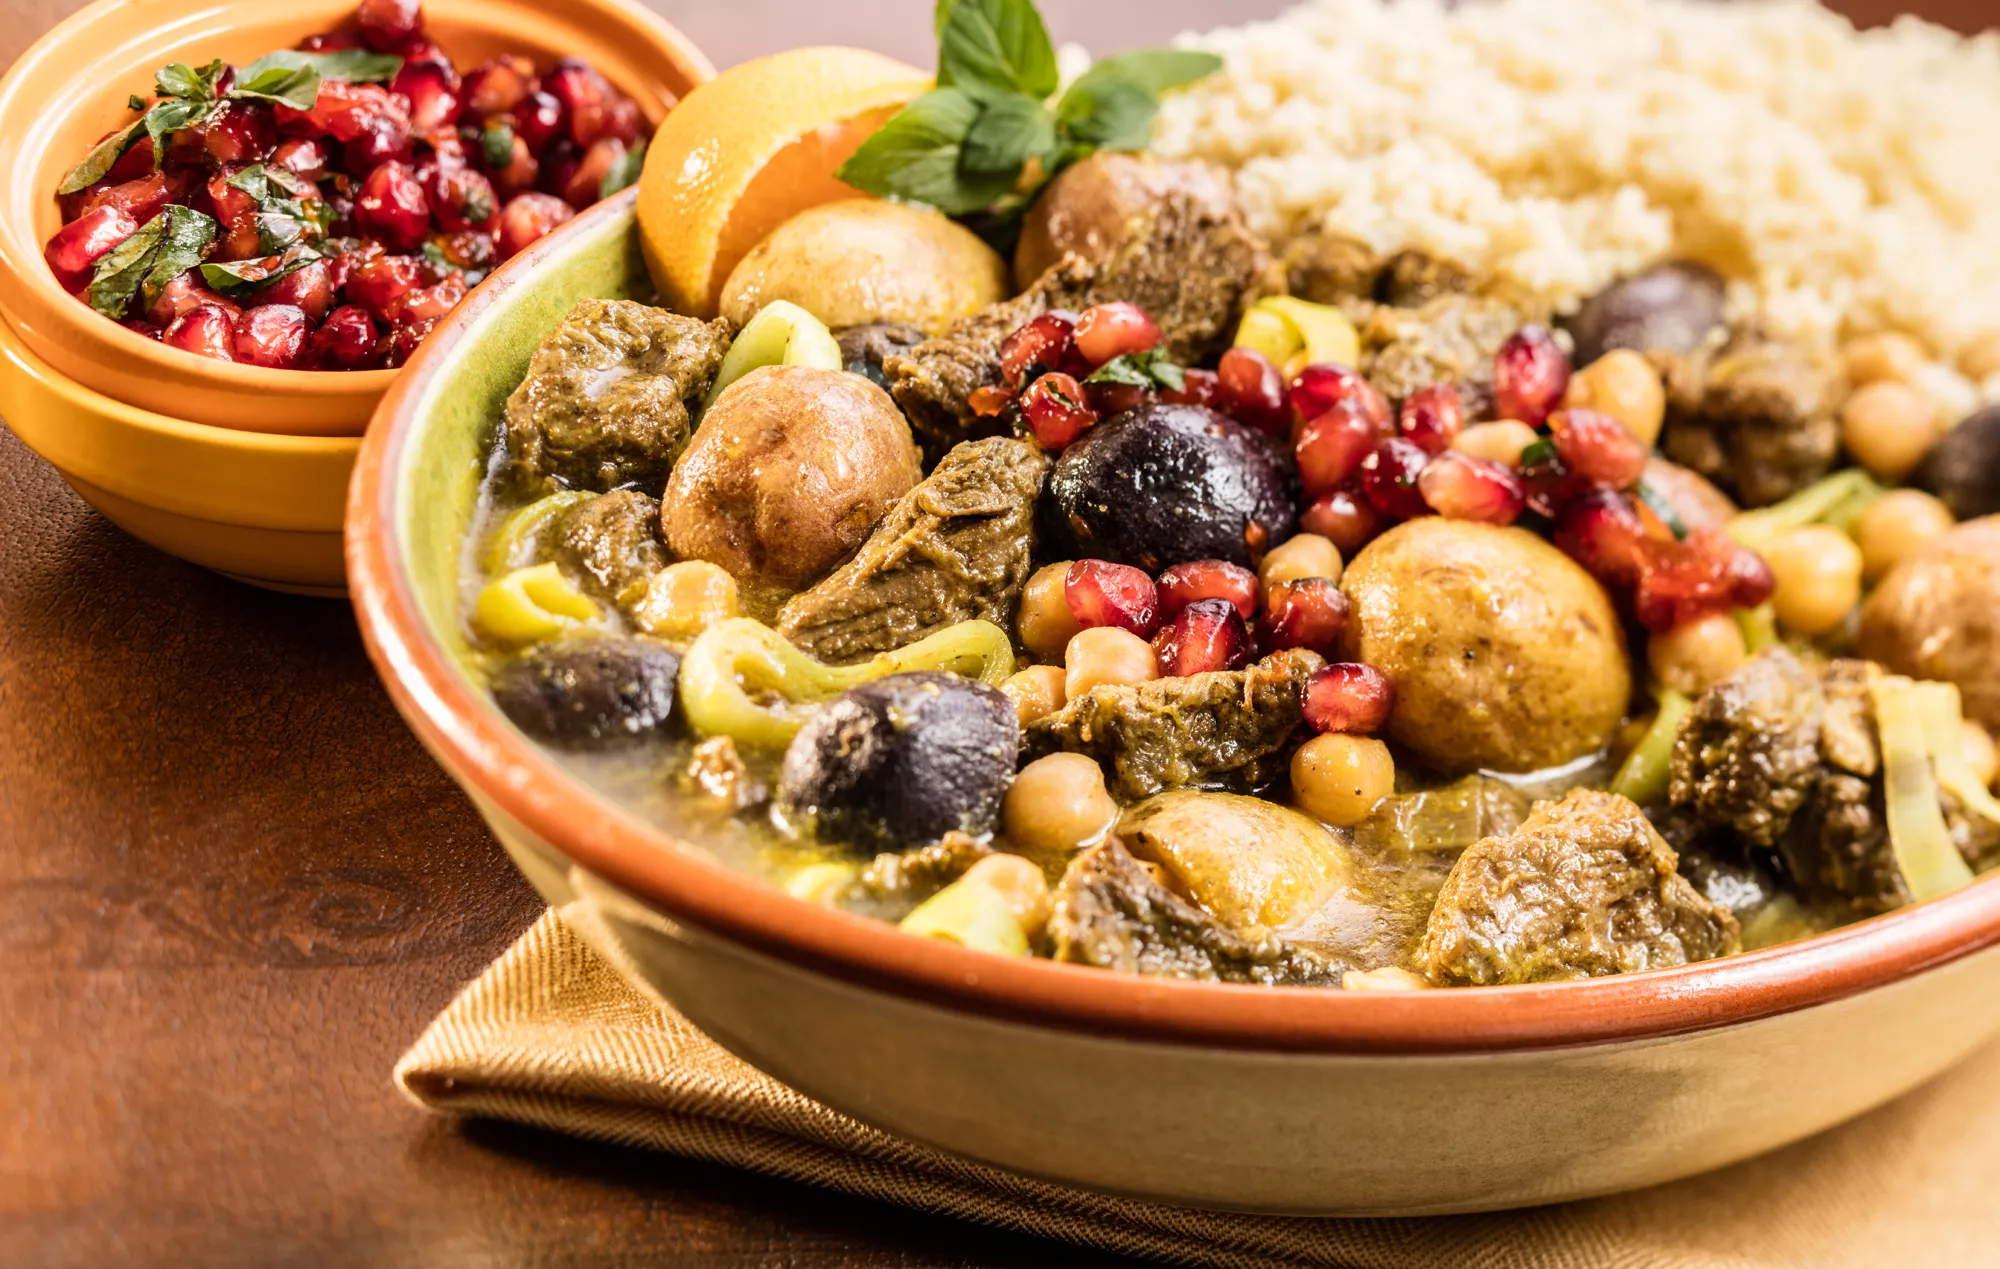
<box><xmin>0</xmin><ymin>0</ymin><xmax>712</xmax><ymax>435</ymax></box>
<box><xmin>348</xmin><ymin>191</ymin><xmax>2000</xmax><ymax>1056</ymax></box>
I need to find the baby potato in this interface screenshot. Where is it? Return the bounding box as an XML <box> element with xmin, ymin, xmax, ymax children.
<box><xmin>663</xmin><ymin>365</ymin><xmax>922</xmax><ymax>592</ymax></box>
<box><xmin>718</xmin><ymin>199</ymin><xmax>1007</xmax><ymax>335</ymax></box>
<box><xmin>1338</xmin><ymin>518</ymin><xmax>1631</xmax><ymax>774</ymax></box>
<box><xmin>1860</xmin><ymin>516</ymin><xmax>2000</xmax><ymax>731</ymax></box>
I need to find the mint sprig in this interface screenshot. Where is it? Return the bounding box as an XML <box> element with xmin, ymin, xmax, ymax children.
<box><xmin>1085</xmin><ymin>347</ymin><xmax>1185</xmax><ymax>393</ymax></box>
<box><xmin>200</xmin><ymin>246</ymin><xmax>323</xmax><ymax>298</ymax></box>
<box><xmin>838</xmin><ymin>0</ymin><xmax>1220</xmax><ymax>237</ymax></box>
<box><xmin>84</xmin><ymin>205</ymin><xmax>218</xmax><ymax>318</ymax></box>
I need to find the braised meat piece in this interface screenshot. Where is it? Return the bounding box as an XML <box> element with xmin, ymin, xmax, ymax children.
<box><xmin>854</xmin><ymin>832</ymin><xmax>992</xmax><ymax>917</ymax></box>
<box><xmin>546</xmin><ymin>489</ymin><xmax>667</xmax><ymax>607</ymax></box>
<box><xmin>505</xmin><ymin>299</ymin><xmax>732</xmax><ymax>494</ymax></box>
<box><xmin>885</xmin><ymin>187</ymin><xmax>1267</xmax><ymax>450</ymax></box>
<box><xmin>1277</xmin><ymin>231</ymin><xmax>1383</xmax><ymax>306</ymax></box>
<box><xmin>836</xmin><ymin>322</ymin><xmax>927</xmax><ymax>392</ymax></box>
<box><xmin>775</xmin><ymin>438</ymin><xmax>1047</xmax><ymax>664</ymax></box>
<box><xmin>1656</xmin><ymin>330</ymin><xmax>1843</xmax><ymax>508</ymax></box>
<box><xmin>1024</xmin><ymin>649</ymin><xmax>1322</xmax><ymax>800</ymax></box>
<box><xmin>1419</xmin><ymin>789</ymin><xmax>1742</xmax><ymax>986</ymax></box>
<box><xmin>1047</xmin><ymin>839</ymin><xmax>1343</xmax><ymax>985</ymax></box>
<box><xmin>1353</xmin><ymin>293</ymin><xmax>1532</xmax><ymax>407</ymax></box>
<box><xmin>1668</xmin><ymin>648</ymin><xmax>1827</xmax><ymax>851</ymax></box>
<box><xmin>1777</xmin><ymin>659</ymin><xmax>1902</xmax><ymax>911</ymax></box>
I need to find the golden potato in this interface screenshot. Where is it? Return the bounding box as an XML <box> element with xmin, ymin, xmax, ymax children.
<box><xmin>718</xmin><ymin>199</ymin><xmax>1007</xmax><ymax>335</ymax></box>
<box><xmin>663</xmin><ymin>366</ymin><xmax>921</xmax><ymax>593</ymax></box>
<box><xmin>1338</xmin><ymin>519</ymin><xmax>1632</xmax><ymax>774</ymax></box>
<box><xmin>1859</xmin><ymin>516</ymin><xmax>2000</xmax><ymax>730</ymax></box>
<box><xmin>1013</xmin><ymin>152</ymin><xmax>1235</xmax><ymax>286</ymax></box>
<box><xmin>1118</xmin><ymin>791</ymin><xmax>1351</xmax><ymax>930</ymax></box>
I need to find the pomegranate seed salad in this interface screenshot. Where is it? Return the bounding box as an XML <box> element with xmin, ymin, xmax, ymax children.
<box><xmin>458</xmin><ymin>0</ymin><xmax>2000</xmax><ymax>989</ymax></box>
<box><xmin>44</xmin><ymin>0</ymin><xmax>645</xmax><ymax>370</ymax></box>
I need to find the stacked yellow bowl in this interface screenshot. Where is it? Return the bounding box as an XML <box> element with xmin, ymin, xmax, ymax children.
<box><xmin>0</xmin><ymin>0</ymin><xmax>709</xmax><ymax>594</ymax></box>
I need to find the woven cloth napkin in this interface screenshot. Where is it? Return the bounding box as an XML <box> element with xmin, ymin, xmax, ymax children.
<box><xmin>398</xmin><ymin>909</ymin><xmax>2000</xmax><ymax>1268</ymax></box>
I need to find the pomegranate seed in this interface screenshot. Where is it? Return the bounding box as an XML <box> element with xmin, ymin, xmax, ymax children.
<box><xmin>199</xmin><ymin>100</ymin><xmax>276</xmax><ymax>164</ymax></box>
<box><xmin>537</xmin><ymin>139</ymin><xmax>583</xmax><ymax>202</ymax></box>
<box><xmin>382</xmin><ymin>277</ymin><xmax>467</xmax><ymax>327</ymax></box>
<box><xmin>1260</xmin><ymin>577</ymin><xmax>1350</xmax><ymax>654</ymax></box>
<box><xmin>1152</xmin><ymin>597</ymin><xmax>1252</xmax><ymax>677</ymax></box>
<box><xmin>431</xmin><ymin>166</ymin><xmax>498</xmax><ymax>232</ymax></box>
<box><xmin>1493</xmin><ymin>325</ymin><xmax>1572</xmax><ymax>427</ymax></box>
<box><xmin>488</xmin><ymin>135</ymin><xmax>541</xmax><ymax>197</ymax></box>
<box><xmin>74</xmin><ymin>173</ymin><xmax>176</xmax><ymax>228</ymax></box>
<box><xmin>496</xmin><ymin>92</ymin><xmax>557</xmax><ymax>156</ymax></box>
<box><xmin>461</xmin><ymin>57</ymin><xmax>535</xmax><ymax>122</ymax></box>
<box><xmin>383</xmin><ymin>315</ymin><xmax>441</xmax><ymax>367</ymax></box>
<box><xmin>1215</xmin><ymin>346</ymin><xmax>1288</xmax><ymax>435</ymax></box>
<box><xmin>100</xmin><ymin>134</ymin><xmax>157</xmax><ymax>186</ymax></box>
<box><xmin>1302</xmin><ymin>662</ymin><xmax>1396</xmax><ymax>735</ymax></box>
<box><xmin>1417</xmin><ymin>451</ymin><xmax>1526</xmax><ymax>524</ymax></box>
<box><xmin>1160</xmin><ymin>367</ymin><xmax>1222</xmax><ymax>410</ymax></box>
<box><xmin>298</xmin><ymin>31</ymin><xmax>365</xmax><ymax>53</ymax></box>
<box><xmin>1554</xmin><ymin>490</ymin><xmax>1649</xmax><ymax>587</ymax></box>
<box><xmin>1517</xmin><ymin>441</ymin><xmax>1582</xmax><ymax>518</ymax></box>
<box><xmin>253</xmin><ymin>259</ymin><xmax>334</xmax><ymax>322</ymax></box>
<box><xmin>598</xmin><ymin>97</ymin><xmax>644</xmax><ymax>148</ymax></box>
<box><xmin>392</xmin><ymin>60</ymin><xmax>462</xmax><ymax>132</ymax></box>
<box><xmin>1156</xmin><ymin>559</ymin><xmax>1260</xmax><ymax>620</ymax></box>
<box><xmin>146</xmin><ymin>272</ymin><xmax>241</xmax><ymax>328</ymax></box>
<box><xmin>1072</xmin><ymin>301</ymin><xmax>1160</xmax><ymax>367</ymax></box>
<box><xmin>232</xmin><ymin>303</ymin><xmax>310</xmax><ymax>369</ymax></box>
<box><xmin>1357</xmin><ymin>437</ymin><xmax>1432</xmax><ymax>521</ymax></box>
<box><xmin>1020</xmin><ymin>372</ymin><xmax>1098</xmax><ymax>450</ymax></box>
<box><xmin>1083</xmin><ymin>380</ymin><xmax>1153</xmax><ymax>418</ymax></box>
<box><xmin>545</xmin><ymin>59</ymin><xmax>613</xmax><ymax>146</ymax></box>
<box><xmin>355</xmin><ymin>161</ymin><xmax>430</xmax><ymax>251</ymax></box>
<box><xmin>344</xmin><ymin>112</ymin><xmax>416</xmax><ymax>173</ymax></box>
<box><xmin>44</xmin><ymin>206</ymin><xmax>138</xmax><ymax>290</ymax></box>
<box><xmin>999</xmin><ymin>309</ymin><xmax>1082</xmax><ymax>387</ymax></box>
<box><xmin>494</xmin><ymin>192</ymin><xmax>574</xmax><ymax>259</ymax></box>
<box><xmin>1065</xmin><ymin>559</ymin><xmax>1160</xmax><ymax>637</ymax></box>
<box><xmin>309</xmin><ymin>304</ymin><xmax>383</xmax><ymax>369</ymax></box>
<box><xmin>121</xmin><ymin>318</ymin><xmax>162</xmax><ymax>340</ymax></box>
<box><xmin>346</xmin><ymin>255</ymin><xmax>422</xmax><ymax>319</ymax></box>
<box><xmin>968</xmin><ymin>385</ymin><xmax>1012</xmax><ymax>417</ymax></box>
<box><xmin>357</xmin><ymin>0</ymin><xmax>424</xmax><ymax>52</ymax></box>
<box><xmin>271</xmin><ymin>138</ymin><xmax>332</xmax><ymax>182</ymax></box>
<box><xmin>1289</xmin><ymin>364</ymin><xmax>1391</xmax><ymax>440</ymax></box>
<box><xmin>1398</xmin><ymin>382</ymin><xmax>1465</xmax><ymax>455</ymax></box>
<box><xmin>1548</xmin><ymin>408</ymin><xmax>1648</xmax><ymax>490</ymax></box>
<box><xmin>1633</xmin><ymin>530</ymin><xmax>1742</xmax><ymax>634</ymax></box>
<box><xmin>1294</xmin><ymin>401</ymin><xmax>1378</xmax><ymax>497</ymax></box>
<box><xmin>1299</xmin><ymin>485</ymin><xmax>1384</xmax><ymax>558</ymax></box>
<box><xmin>278</xmin><ymin>81</ymin><xmax>405</xmax><ymax>144</ymax></box>
<box><xmin>560</xmin><ymin>137</ymin><xmax>628</xmax><ymax>209</ymax></box>
<box><xmin>162</xmin><ymin>305</ymin><xmax>238</xmax><ymax>361</ymax></box>
<box><xmin>1728</xmin><ymin>546</ymin><xmax>1776</xmax><ymax>609</ymax></box>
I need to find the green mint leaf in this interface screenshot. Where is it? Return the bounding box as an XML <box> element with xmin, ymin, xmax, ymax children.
<box><xmin>58</xmin><ymin>120</ymin><xmax>146</xmax><ymax>194</ymax></box>
<box><xmin>226</xmin><ymin>164</ymin><xmax>332</xmax><ymax>252</ymax></box>
<box><xmin>833</xmin><ymin>88</ymin><xmax>1016</xmax><ymax>215</ymax></box>
<box><xmin>154</xmin><ymin>60</ymin><xmax>224</xmax><ymax>103</ymax></box>
<box><xmin>1077</xmin><ymin>49</ymin><xmax>1221</xmax><ymax>97</ymax></box>
<box><xmin>229</xmin><ymin>63</ymin><xmax>321</xmax><ymax>110</ymax></box>
<box><xmin>599</xmin><ymin>139</ymin><xmax>647</xmax><ymax>200</ymax></box>
<box><xmin>1636</xmin><ymin>479</ymin><xmax>1691</xmax><ymax>541</ymax></box>
<box><xmin>937</xmin><ymin>0</ymin><xmax>1058</xmax><ymax>103</ymax></box>
<box><xmin>1055</xmin><ymin>72</ymin><xmax>1157</xmax><ymax>150</ymax></box>
<box><xmin>128</xmin><ymin>94</ymin><xmax>149</xmax><ymax>112</ymax></box>
<box><xmin>84</xmin><ymin>213</ymin><xmax>168</xmax><ymax>318</ymax></box>
<box><xmin>142</xmin><ymin>96</ymin><xmax>220</xmax><ymax>165</ymax></box>
<box><xmin>934</xmin><ymin>0</ymin><xmax>956</xmax><ymax>35</ymax></box>
<box><xmin>419</xmin><ymin>239</ymin><xmax>451</xmax><ymax>268</ymax></box>
<box><xmin>237</xmin><ymin>48</ymin><xmax>403</xmax><ymax>90</ymax></box>
<box><xmin>481</xmin><ymin>119</ymin><xmax>516</xmax><ymax>171</ymax></box>
<box><xmin>1084</xmin><ymin>347</ymin><xmax>1184</xmax><ymax>392</ymax></box>
<box><xmin>200</xmin><ymin>244</ymin><xmax>319</xmax><ymax>298</ymax></box>
<box><xmin>1518</xmin><ymin>437</ymin><xmax>1558</xmax><ymax>469</ymax></box>
<box><xmin>960</xmin><ymin>93</ymin><xmax>1053</xmax><ymax>176</ymax></box>
<box><xmin>142</xmin><ymin>206</ymin><xmax>218</xmax><ymax>309</ymax></box>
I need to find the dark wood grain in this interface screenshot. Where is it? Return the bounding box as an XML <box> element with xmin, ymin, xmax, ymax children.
<box><xmin>1</xmin><ymin>1</ymin><xmax>1992</xmax><ymax>1266</ymax></box>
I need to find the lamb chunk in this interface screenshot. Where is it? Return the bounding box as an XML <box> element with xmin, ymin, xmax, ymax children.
<box><xmin>1419</xmin><ymin>789</ymin><xmax>1742</xmax><ymax>986</ymax></box>
<box><xmin>854</xmin><ymin>832</ymin><xmax>992</xmax><ymax>916</ymax></box>
<box><xmin>1669</xmin><ymin>648</ymin><xmax>1826</xmax><ymax>850</ymax></box>
<box><xmin>776</xmin><ymin>438</ymin><xmax>1047</xmax><ymax>665</ymax></box>
<box><xmin>1047</xmin><ymin>839</ymin><xmax>1343</xmax><ymax>985</ymax></box>
<box><xmin>504</xmin><ymin>299</ymin><xmax>732</xmax><ymax>494</ymax></box>
<box><xmin>1279</xmin><ymin>231</ymin><xmax>1384</xmax><ymax>306</ymax></box>
<box><xmin>1657</xmin><ymin>330</ymin><xmax>1843</xmax><ymax>508</ymax></box>
<box><xmin>1024</xmin><ymin>649</ymin><xmax>1322</xmax><ymax>800</ymax></box>
<box><xmin>1378</xmin><ymin>250</ymin><xmax>1479</xmax><ymax>307</ymax></box>
<box><xmin>1353</xmin><ymin>293</ymin><xmax>1532</xmax><ymax>407</ymax></box>
<box><xmin>835</xmin><ymin>322</ymin><xmax>926</xmax><ymax>392</ymax></box>
<box><xmin>886</xmin><ymin>184</ymin><xmax>1266</xmax><ymax>450</ymax></box>
<box><xmin>546</xmin><ymin>489</ymin><xmax>667</xmax><ymax>607</ymax></box>
<box><xmin>1773</xmin><ymin>658</ymin><xmax>1903</xmax><ymax>910</ymax></box>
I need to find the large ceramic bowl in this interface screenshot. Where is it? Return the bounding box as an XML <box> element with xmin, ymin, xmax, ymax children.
<box><xmin>0</xmin><ymin>0</ymin><xmax>710</xmax><ymax>436</ymax></box>
<box><xmin>348</xmin><ymin>193</ymin><xmax>2000</xmax><ymax>1216</ymax></box>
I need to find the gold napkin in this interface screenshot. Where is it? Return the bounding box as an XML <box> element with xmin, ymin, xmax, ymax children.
<box><xmin>399</xmin><ymin>910</ymin><xmax>2000</xmax><ymax>1268</ymax></box>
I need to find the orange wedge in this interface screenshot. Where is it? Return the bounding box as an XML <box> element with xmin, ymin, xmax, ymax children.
<box><xmin>636</xmin><ymin>46</ymin><xmax>932</xmax><ymax>318</ymax></box>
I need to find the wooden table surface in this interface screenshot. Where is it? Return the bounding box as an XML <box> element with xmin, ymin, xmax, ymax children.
<box><xmin>1</xmin><ymin>2</ymin><xmax>1991</xmax><ymax>1266</ymax></box>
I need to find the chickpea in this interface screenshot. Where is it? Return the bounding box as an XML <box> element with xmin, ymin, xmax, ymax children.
<box><xmin>1562</xmin><ymin>350</ymin><xmax>1666</xmax><ymax>447</ymax></box>
<box><xmin>1342</xmin><ymin>967</ymin><xmax>1430</xmax><ymax>992</ymax></box>
<box><xmin>1960</xmin><ymin>331</ymin><xmax>2000</xmax><ymax>383</ymax></box>
<box><xmin>1017</xmin><ymin>560</ymin><xmax>1083</xmax><ymax>661</ymax></box>
<box><xmin>1004</xmin><ymin>753</ymin><xmax>1119</xmax><ymax>857</ymax></box>
<box><xmin>1291</xmin><ymin>732</ymin><xmax>1394</xmax><ymax>828</ymax></box>
<box><xmin>1259</xmin><ymin>532</ymin><xmax>1342</xmax><ymax>589</ymax></box>
<box><xmin>1840</xmin><ymin>380</ymin><xmax>1942</xmax><ymax>481</ymax></box>
<box><xmin>1646</xmin><ymin>610</ymin><xmax>1748</xmax><ymax>696</ymax></box>
<box><xmin>1064</xmin><ymin>626</ymin><xmax>1158</xmax><ymax>698</ymax></box>
<box><xmin>1856</xmin><ymin>489</ymin><xmax>1956</xmax><ymax>583</ymax></box>
<box><xmin>1000</xmin><ymin>665</ymin><xmax>1068</xmax><ymax>724</ymax></box>
<box><xmin>961</xmin><ymin>853</ymin><xmax>1053</xmax><ymax>936</ymax></box>
<box><xmin>630</xmin><ymin>560</ymin><xmax>740</xmax><ymax>640</ymax></box>
<box><xmin>1451</xmin><ymin>419</ymin><xmax>1540</xmax><ymax>468</ymax></box>
<box><xmin>1841</xmin><ymin>331</ymin><xmax>1929</xmax><ymax>387</ymax></box>
<box><xmin>1962</xmin><ymin>720</ymin><xmax>2000</xmax><ymax>791</ymax></box>
<box><xmin>1764</xmin><ymin>525</ymin><xmax>1864</xmax><ymax>636</ymax></box>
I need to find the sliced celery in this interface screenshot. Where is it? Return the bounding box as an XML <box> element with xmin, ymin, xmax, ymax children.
<box><xmin>1734</xmin><ymin>604</ymin><xmax>1781</xmax><ymax>654</ymax></box>
<box><xmin>704</xmin><ymin>299</ymin><xmax>843</xmax><ymax>406</ymax></box>
<box><xmin>1726</xmin><ymin>469</ymin><xmax>1880</xmax><ymax>551</ymax></box>
<box><xmin>1610</xmin><ymin>689</ymin><xmax>1694</xmax><ymax>806</ymax></box>
<box><xmin>1232</xmin><ymin>305</ymin><xmax>1299</xmax><ymax>366</ymax></box>
<box><xmin>1872</xmin><ymin>675</ymin><xmax>1976</xmax><ymax>902</ymax></box>
<box><xmin>1913</xmin><ymin>681</ymin><xmax>2000</xmax><ymax>826</ymax></box>
<box><xmin>471</xmin><ymin>562</ymin><xmax>602</xmax><ymax>645</ymax></box>
<box><xmin>1255</xmin><ymin>296</ymin><xmax>1361</xmax><ymax>370</ymax></box>
<box><xmin>482</xmin><ymin>489</ymin><xmax>593</xmax><ymax>575</ymax></box>
<box><xmin>899</xmin><ymin>875</ymin><xmax>1030</xmax><ymax>957</ymax></box>
<box><xmin>784</xmin><ymin>862</ymin><xmax>861</xmax><ymax>907</ymax></box>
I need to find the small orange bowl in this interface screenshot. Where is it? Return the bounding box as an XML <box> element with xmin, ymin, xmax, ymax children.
<box><xmin>0</xmin><ymin>0</ymin><xmax>711</xmax><ymax>437</ymax></box>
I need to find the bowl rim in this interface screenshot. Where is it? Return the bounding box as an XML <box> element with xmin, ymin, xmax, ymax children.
<box><xmin>346</xmin><ymin>189</ymin><xmax>2000</xmax><ymax>1057</ymax></box>
<box><xmin>0</xmin><ymin>0</ymin><xmax>712</xmax><ymax>432</ymax></box>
